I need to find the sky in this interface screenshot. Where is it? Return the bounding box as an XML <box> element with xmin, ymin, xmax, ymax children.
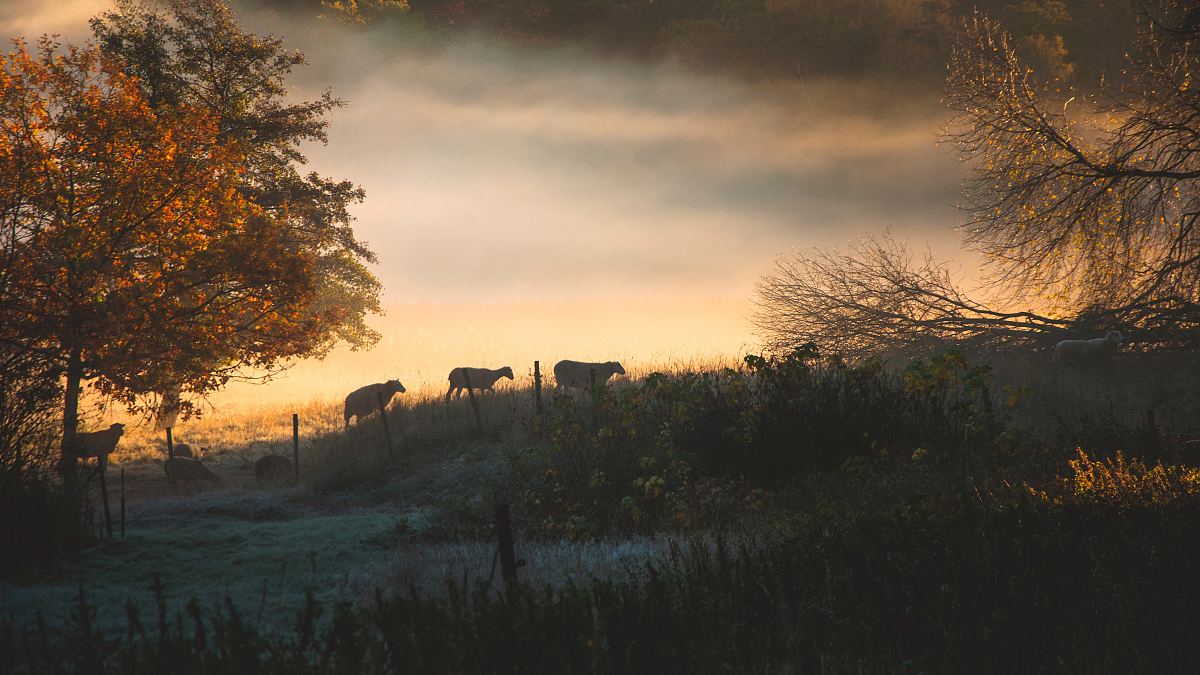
<box><xmin>1</xmin><ymin>0</ymin><xmax>970</xmax><ymax>407</ymax></box>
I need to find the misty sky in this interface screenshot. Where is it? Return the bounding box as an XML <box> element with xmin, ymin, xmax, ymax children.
<box><xmin>2</xmin><ymin>1</ymin><xmax>971</xmax><ymax>401</ymax></box>
<box><xmin>288</xmin><ymin>18</ymin><xmax>966</xmax><ymax>302</ymax></box>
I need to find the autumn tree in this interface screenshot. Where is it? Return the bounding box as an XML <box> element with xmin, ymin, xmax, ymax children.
<box><xmin>90</xmin><ymin>0</ymin><xmax>382</xmax><ymax>412</ymax></box>
<box><xmin>0</xmin><ymin>40</ymin><xmax>334</xmax><ymax>482</ymax></box>
<box><xmin>756</xmin><ymin>1</ymin><xmax>1200</xmax><ymax>357</ymax></box>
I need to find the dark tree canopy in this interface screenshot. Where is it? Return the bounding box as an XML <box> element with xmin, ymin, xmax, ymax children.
<box><xmin>294</xmin><ymin>0</ymin><xmax>1144</xmax><ymax>85</ymax></box>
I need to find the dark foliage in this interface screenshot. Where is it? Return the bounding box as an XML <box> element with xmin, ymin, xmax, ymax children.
<box><xmin>0</xmin><ymin>344</ymin><xmax>92</xmax><ymax>577</ymax></box>
<box><xmin>0</xmin><ymin>473</ymin><xmax>94</xmax><ymax>578</ymax></box>
<box><xmin>513</xmin><ymin>346</ymin><xmax>997</xmax><ymax>538</ymax></box>
<box><xmin>7</xmin><ymin>489</ymin><xmax>1200</xmax><ymax>673</ymax></box>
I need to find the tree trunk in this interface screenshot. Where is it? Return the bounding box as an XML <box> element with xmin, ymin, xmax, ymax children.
<box><xmin>59</xmin><ymin>345</ymin><xmax>83</xmax><ymax>487</ymax></box>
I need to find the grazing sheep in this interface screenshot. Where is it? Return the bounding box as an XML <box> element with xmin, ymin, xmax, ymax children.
<box><xmin>170</xmin><ymin>442</ymin><xmax>196</xmax><ymax>459</ymax></box>
<box><xmin>164</xmin><ymin>456</ymin><xmax>222</xmax><ymax>488</ymax></box>
<box><xmin>553</xmin><ymin>360</ymin><xmax>626</xmax><ymax>390</ymax></box>
<box><xmin>1053</xmin><ymin>331</ymin><xmax>1125</xmax><ymax>367</ymax></box>
<box><xmin>446</xmin><ymin>366</ymin><xmax>515</xmax><ymax>399</ymax></box>
<box><xmin>70</xmin><ymin>423</ymin><xmax>125</xmax><ymax>465</ymax></box>
<box><xmin>255</xmin><ymin>455</ymin><xmax>294</xmax><ymax>484</ymax></box>
<box><xmin>344</xmin><ymin>380</ymin><xmax>406</xmax><ymax>428</ymax></box>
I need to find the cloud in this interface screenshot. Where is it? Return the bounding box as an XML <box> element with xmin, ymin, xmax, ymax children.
<box><xmin>0</xmin><ymin>0</ymin><xmax>109</xmax><ymax>44</ymax></box>
<box><xmin>271</xmin><ymin>15</ymin><xmax>967</xmax><ymax>302</ymax></box>
<box><xmin>1</xmin><ymin>2</ymin><xmax>968</xmax><ymax>303</ymax></box>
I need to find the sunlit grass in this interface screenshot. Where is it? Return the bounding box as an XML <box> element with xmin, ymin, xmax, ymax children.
<box><xmin>104</xmin><ymin>398</ymin><xmax>343</xmax><ymax>465</ymax></box>
<box><xmin>94</xmin><ymin>354</ymin><xmax>740</xmax><ymax>467</ymax></box>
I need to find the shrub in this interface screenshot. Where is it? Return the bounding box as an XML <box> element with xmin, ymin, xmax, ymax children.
<box><xmin>0</xmin><ymin>471</ymin><xmax>94</xmax><ymax>577</ymax></box>
<box><xmin>513</xmin><ymin>347</ymin><xmax>1005</xmax><ymax>539</ymax></box>
<box><xmin>1033</xmin><ymin>448</ymin><xmax>1200</xmax><ymax>507</ymax></box>
<box><xmin>0</xmin><ymin>344</ymin><xmax>94</xmax><ymax>577</ymax></box>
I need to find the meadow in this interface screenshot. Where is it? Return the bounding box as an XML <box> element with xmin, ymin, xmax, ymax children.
<box><xmin>5</xmin><ymin>347</ymin><xmax>1200</xmax><ymax>672</ymax></box>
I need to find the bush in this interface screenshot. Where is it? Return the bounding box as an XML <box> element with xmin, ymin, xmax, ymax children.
<box><xmin>513</xmin><ymin>347</ymin><xmax>1003</xmax><ymax>539</ymax></box>
<box><xmin>0</xmin><ymin>471</ymin><xmax>94</xmax><ymax>577</ymax></box>
<box><xmin>0</xmin><ymin>344</ymin><xmax>94</xmax><ymax>577</ymax></box>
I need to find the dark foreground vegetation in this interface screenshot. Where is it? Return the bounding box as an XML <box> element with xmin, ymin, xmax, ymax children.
<box><xmin>9</xmin><ymin>499</ymin><xmax>1200</xmax><ymax>673</ymax></box>
<box><xmin>6</xmin><ymin>348</ymin><xmax>1200</xmax><ymax>673</ymax></box>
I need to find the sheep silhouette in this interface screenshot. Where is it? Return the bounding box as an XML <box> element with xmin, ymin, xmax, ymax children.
<box><xmin>553</xmin><ymin>360</ymin><xmax>626</xmax><ymax>390</ymax></box>
<box><xmin>446</xmin><ymin>366</ymin><xmax>514</xmax><ymax>399</ymax></box>
<box><xmin>71</xmin><ymin>423</ymin><xmax>125</xmax><ymax>466</ymax></box>
<box><xmin>343</xmin><ymin>380</ymin><xmax>406</xmax><ymax>428</ymax></box>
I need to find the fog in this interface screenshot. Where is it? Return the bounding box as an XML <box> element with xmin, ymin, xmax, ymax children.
<box><xmin>282</xmin><ymin>17</ymin><xmax>963</xmax><ymax>301</ymax></box>
<box><xmin>0</xmin><ymin>0</ymin><xmax>99</xmax><ymax>40</ymax></box>
<box><xmin>2</xmin><ymin>1</ymin><xmax>969</xmax><ymax>405</ymax></box>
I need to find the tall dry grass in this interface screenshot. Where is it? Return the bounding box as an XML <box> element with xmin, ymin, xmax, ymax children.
<box><xmin>76</xmin><ymin>356</ymin><xmax>740</xmax><ymax>498</ymax></box>
<box><xmin>71</xmin><ymin>349</ymin><xmax>1200</xmax><ymax>511</ymax></box>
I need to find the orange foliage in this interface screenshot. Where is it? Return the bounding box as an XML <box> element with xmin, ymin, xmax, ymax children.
<box><xmin>0</xmin><ymin>39</ymin><xmax>336</xmax><ymax>465</ymax></box>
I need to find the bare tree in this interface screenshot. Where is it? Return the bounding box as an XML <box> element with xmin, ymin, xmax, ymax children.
<box><xmin>753</xmin><ymin>235</ymin><xmax>1068</xmax><ymax>360</ymax></box>
<box><xmin>757</xmin><ymin>2</ymin><xmax>1200</xmax><ymax>357</ymax></box>
<box><xmin>944</xmin><ymin>3</ymin><xmax>1200</xmax><ymax>344</ymax></box>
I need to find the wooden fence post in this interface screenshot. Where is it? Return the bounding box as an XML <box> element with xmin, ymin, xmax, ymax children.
<box><xmin>292</xmin><ymin>413</ymin><xmax>300</xmax><ymax>483</ymax></box>
<box><xmin>97</xmin><ymin>462</ymin><xmax>112</xmax><ymax>538</ymax></box>
<box><xmin>590</xmin><ymin>368</ymin><xmax>599</xmax><ymax>430</ymax></box>
<box><xmin>120</xmin><ymin>468</ymin><xmax>126</xmax><ymax>538</ymax></box>
<box><xmin>494</xmin><ymin>503</ymin><xmax>518</xmax><ymax>584</ymax></box>
<box><xmin>533</xmin><ymin>361</ymin><xmax>543</xmax><ymax>417</ymax></box>
<box><xmin>462</xmin><ymin>369</ymin><xmax>483</xmax><ymax>431</ymax></box>
<box><xmin>164</xmin><ymin>427</ymin><xmax>176</xmax><ymax>489</ymax></box>
<box><xmin>376</xmin><ymin>390</ymin><xmax>397</xmax><ymax>462</ymax></box>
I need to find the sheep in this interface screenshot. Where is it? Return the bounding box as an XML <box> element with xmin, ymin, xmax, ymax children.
<box><xmin>553</xmin><ymin>360</ymin><xmax>626</xmax><ymax>390</ymax></box>
<box><xmin>344</xmin><ymin>380</ymin><xmax>406</xmax><ymax>428</ymax></box>
<box><xmin>169</xmin><ymin>442</ymin><xmax>196</xmax><ymax>459</ymax></box>
<box><xmin>1053</xmin><ymin>331</ymin><xmax>1125</xmax><ymax>368</ymax></box>
<box><xmin>163</xmin><ymin>456</ymin><xmax>222</xmax><ymax>488</ymax></box>
<box><xmin>255</xmin><ymin>455</ymin><xmax>294</xmax><ymax>484</ymax></box>
<box><xmin>446</xmin><ymin>366</ymin><xmax>515</xmax><ymax>399</ymax></box>
<box><xmin>70</xmin><ymin>423</ymin><xmax>125</xmax><ymax>465</ymax></box>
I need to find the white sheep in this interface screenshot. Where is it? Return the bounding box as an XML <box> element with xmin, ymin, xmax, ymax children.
<box><xmin>164</xmin><ymin>456</ymin><xmax>222</xmax><ymax>488</ymax></box>
<box><xmin>446</xmin><ymin>366</ymin><xmax>515</xmax><ymax>399</ymax></box>
<box><xmin>1053</xmin><ymin>331</ymin><xmax>1125</xmax><ymax>367</ymax></box>
<box><xmin>553</xmin><ymin>360</ymin><xmax>626</xmax><ymax>390</ymax></box>
<box><xmin>70</xmin><ymin>423</ymin><xmax>125</xmax><ymax>465</ymax></box>
<box><xmin>344</xmin><ymin>380</ymin><xmax>406</xmax><ymax>428</ymax></box>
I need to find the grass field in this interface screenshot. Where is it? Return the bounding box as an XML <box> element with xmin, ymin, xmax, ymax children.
<box><xmin>5</xmin><ymin>348</ymin><xmax>1200</xmax><ymax>671</ymax></box>
<box><xmin>2</xmin><ymin>359</ymin><xmax>737</xmax><ymax>637</ymax></box>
